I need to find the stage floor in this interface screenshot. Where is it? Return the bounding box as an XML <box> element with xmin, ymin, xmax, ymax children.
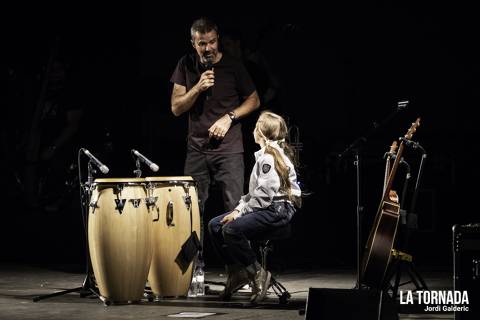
<box><xmin>0</xmin><ymin>263</ymin><xmax>454</xmax><ymax>319</ymax></box>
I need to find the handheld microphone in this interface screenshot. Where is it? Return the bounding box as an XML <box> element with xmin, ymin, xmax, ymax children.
<box><xmin>131</xmin><ymin>149</ymin><xmax>159</xmax><ymax>172</ymax></box>
<box><xmin>205</xmin><ymin>54</ymin><xmax>214</xmax><ymax>70</ymax></box>
<box><xmin>81</xmin><ymin>149</ymin><xmax>109</xmax><ymax>174</ymax></box>
<box><xmin>205</xmin><ymin>55</ymin><xmax>214</xmax><ymax>99</ymax></box>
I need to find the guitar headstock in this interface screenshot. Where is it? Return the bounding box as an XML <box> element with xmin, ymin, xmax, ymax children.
<box><xmin>404</xmin><ymin>118</ymin><xmax>421</xmax><ymax>140</ymax></box>
<box><xmin>388</xmin><ymin>141</ymin><xmax>398</xmax><ymax>155</ymax></box>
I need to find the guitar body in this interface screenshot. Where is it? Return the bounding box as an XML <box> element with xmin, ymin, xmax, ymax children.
<box><xmin>362</xmin><ymin>199</ymin><xmax>400</xmax><ymax>288</ymax></box>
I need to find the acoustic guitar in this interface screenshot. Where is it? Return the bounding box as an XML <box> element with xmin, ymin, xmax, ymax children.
<box><xmin>361</xmin><ymin>118</ymin><xmax>420</xmax><ymax>289</ymax></box>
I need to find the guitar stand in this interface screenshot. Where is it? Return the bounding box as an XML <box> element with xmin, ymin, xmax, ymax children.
<box><xmin>383</xmin><ymin>142</ymin><xmax>429</xmax><ymax>299</ymax></box>
<box><xmin>384</xmin><ymin>249</ymin><xmax>428</xmax><ymax>299</ymax></box>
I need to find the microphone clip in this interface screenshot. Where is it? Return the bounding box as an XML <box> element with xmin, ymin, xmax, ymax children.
<box><xmin>133</xmin><ymin>158</ymin><xmax>142</xmax><ymax>178</ymax></box>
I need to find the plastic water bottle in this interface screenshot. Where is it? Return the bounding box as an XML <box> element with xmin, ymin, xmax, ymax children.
<box><xmin>188</xmin><ymin>271</ymin><xmax>198</xmax><ymax>297</ymax></box>
<box><xmin>196</xmin><ymin>267</ymin><xmax>205</xmax><ymax>296</ymax></box>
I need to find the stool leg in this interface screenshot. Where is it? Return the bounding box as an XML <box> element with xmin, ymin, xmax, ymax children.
<box><xmin>270</xmin><ymin>276</ymin><xmax>291</xmax><ymax>304</ymax></box>
<box><xmin>258</xmin><ymin>241</ymin><xmax>291</xmax><ymax>304</ymax></box>
<box><xmin>260</xmin><ymin>241</ymin><xmax>270</xmax><ymax>270</ymax></box>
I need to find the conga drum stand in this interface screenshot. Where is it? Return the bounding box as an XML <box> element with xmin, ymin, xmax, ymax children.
<box><xmin>33</xmin><ymin>160</ymin><xmax>108</xmax><ymax>304</ymax></box>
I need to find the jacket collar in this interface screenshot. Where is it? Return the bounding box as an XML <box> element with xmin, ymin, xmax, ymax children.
<box><xmin>254</xmin><ymin>141</ymin><xmax>283</xmax><ymax>161</ymax></box>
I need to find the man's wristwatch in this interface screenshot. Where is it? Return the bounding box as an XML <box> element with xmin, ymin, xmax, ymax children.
<box><xmin>227</xmin><ymin>111</ymin><xmax>236</xmax><ymax>121</ymax></box>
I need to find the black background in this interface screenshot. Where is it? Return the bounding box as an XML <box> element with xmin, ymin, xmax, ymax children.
<box><xmin>3</xmin><ymin>1</ymin><xmax>479</xmax><ymax>272</ymax></box>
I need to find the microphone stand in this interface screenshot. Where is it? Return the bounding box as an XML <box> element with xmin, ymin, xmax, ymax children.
<box><xmin>87</xmin><ymin>160</ymin><xmax>95</xmax><ymax>186</ymax></box>
<box><xmin>409</xmin><ymin>153</ymin><xmax>427</xmax><ymax>221</ymax></box>
<box><xmin>340</xmin><ymin>142</ymin><xmax>365</xmax><ymax>291</ymax></box>
<box><xmin>404</xmin><ymin>151</ymin><xmax>429</xmax><ymax>292</ymax></box>
<box><xmin>354</xmin><ymin>149</ymin><xmax>363</xmax><ymax>290</ymax></box>
<box><xmin>399</xmin><ymin>157</ymin><xmax>411</xmax><ymax>230</ymax></box>
<box><xmin>33</xmin><ymin>155</ymin><xmax>107</xmax><ymax>304</ymax></box>
<box><xmin>396</xmin><ymin>137</ymin><xmax>427</xmax><ymax>247</ymax></box>
<box><xmin>338</xmin><ymin>101</ymin><xmax>408</xmax><ymax>290</ymax></box>
<box><xmin>134</xmin><ymin>158</ymin><xmax>142</xmax><ymax>178</ymax></box>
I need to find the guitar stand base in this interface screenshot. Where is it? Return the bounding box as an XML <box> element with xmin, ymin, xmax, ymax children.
<box><xmin>384</xmin><ymin>249</ymin><xmax>428</xmax><ymax>299</ymax></box>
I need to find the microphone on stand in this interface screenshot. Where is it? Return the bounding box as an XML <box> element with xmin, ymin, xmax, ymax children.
<box><xmin>131</xmin><ymin>149</ymin><xmax>159</xmax><ymax>172</ymax></box>
<box><xmin>81</xmin><ymin>149</ymin><xmax>109</xmax><ymax>174</ymax></box>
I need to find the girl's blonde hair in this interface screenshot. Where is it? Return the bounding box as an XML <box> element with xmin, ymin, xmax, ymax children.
<box><xmin>255</xmin><ymin>111</ymin><xmax>301</xmax><ymax>207</ymax></box>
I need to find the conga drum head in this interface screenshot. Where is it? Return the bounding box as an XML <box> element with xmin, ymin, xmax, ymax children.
<box><xmin>93</xmin><ymin>177</ymin><xmax>146</xmax><ymax>184</ymax></box>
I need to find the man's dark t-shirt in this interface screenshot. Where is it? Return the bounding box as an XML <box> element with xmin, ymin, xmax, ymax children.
<box><xmin>170</xmin><ymin>53</ymin><xmax>256</xmax><ymax>154</ymax></box>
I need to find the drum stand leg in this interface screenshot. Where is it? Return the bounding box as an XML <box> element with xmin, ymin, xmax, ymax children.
<box><xmin>32</xmin><ymin>230</ymin><xmax>104</xmax><ymax>303</ymax></box>
<box><xmin>32</xmin><ymin>272</ymin><xmax>102</xmax><ymax>302</ymax></box>
<box><xmin>33</xmin><ymin>161</ymin><xmax>107</xmax><ymax>304</ymax></box>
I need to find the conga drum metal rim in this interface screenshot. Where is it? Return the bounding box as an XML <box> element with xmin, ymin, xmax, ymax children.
<box><xmin>145</xmin><ymin>176</ymin><xmax>195</xmax><ymax>183</ymax></box>
<box><xmin>145</xmin><ymin>176</ymin><xmax>197</xmax><ymax>189</ymax></box>
<box><xmin>94</xmin><ymin>178</ymin><xmax>146</xmax><ymax>184</ymax></box>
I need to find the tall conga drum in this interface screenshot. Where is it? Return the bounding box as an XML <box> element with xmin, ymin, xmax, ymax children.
<box><xmin>88</xmin><ymin>178</ymin><xmax>152</xmax><ymax>303</ymax></box>
<box><xmin>145</xmin><ymin>176</ymin><xmax>201</xmax><ymax>297</ymax></box>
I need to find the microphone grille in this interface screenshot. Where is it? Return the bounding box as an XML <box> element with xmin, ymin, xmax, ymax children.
<box><xmin>100</xmin><ymin>165</ymin><xmax>109</xmax><ymax>174</ymax></box>
<box><xmin>205</xmin><ymin>55</ymin><xmax>214</xmax><ymax>69</ymax></box>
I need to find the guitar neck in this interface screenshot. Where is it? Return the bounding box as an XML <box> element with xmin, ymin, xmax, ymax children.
<box><xmin>383</xmin><ymin>143</ymin><xmax>405</xmax><ymax>201</ymax></box>
<box><xmin>383</xmin><ymin>157</ymin><xmax>392</xmax><ymax>194</ymax></box>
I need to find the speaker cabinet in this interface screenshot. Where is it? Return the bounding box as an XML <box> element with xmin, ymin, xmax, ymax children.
<box><xmin>305</xmin><ymin>288</ymin><xmax>398</xmax><ymax>320</ymax></box>
<box><xmin>453</xmin><ymin>224</ymin><xmax>480</xmax><ymax>320</ymax></box>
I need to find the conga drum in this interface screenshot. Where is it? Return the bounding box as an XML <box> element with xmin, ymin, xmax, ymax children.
<box><xmin>88</xmin><ymin>178</ymin><xmax>152</xmax><ymax>303</ymax></box>
<box><xmin>145</xmin><ymin>176</ymin><xmax>201</xmax><ymax>297</ymax></box>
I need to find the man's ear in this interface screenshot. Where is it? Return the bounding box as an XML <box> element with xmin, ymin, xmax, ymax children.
<box><xmin>190</xmin><ymin>39</ymin><xmax>195</xmax><ymax>48</ymax></box>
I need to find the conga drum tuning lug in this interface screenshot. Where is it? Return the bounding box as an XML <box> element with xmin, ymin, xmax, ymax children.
<box><xmin>146</xmin><ymin>196</ymin><xmax>158</xmax><ymax>208</ymax></box>
<box><xmin>89</xmin><ymin>201</ymin><xmax>99</xmax><ymax>214</ymax></box>
<box><xmin>114</xmin><ymin>199</ymin><xmax>126</xmax><ymax>214</ymax></box>
<box><xmin>129</xmin><ymin>199</ymin><xmax>142</xmax><ymax>208</ymax></box>
<box><xmin>114</xmin><ymin>184</ymin><xmax>124</xmax><ymax>194</ymax></box>
<box><xmin>183</xmin><ymin>195</ymin><xmax>192</xmax><ymax>210</ymax></box>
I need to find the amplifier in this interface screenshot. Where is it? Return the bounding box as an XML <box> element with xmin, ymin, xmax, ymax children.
<box><xmin>453</xmin><ymin>223</ymin><xmax>480</xmax><ymax>320</ymax></box>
